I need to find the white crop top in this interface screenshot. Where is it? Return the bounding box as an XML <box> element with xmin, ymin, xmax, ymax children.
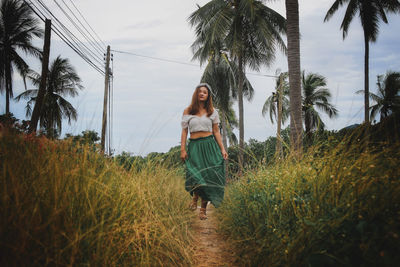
<box><xmin>181</xmin><ymin>109</ymin><xmax>220</xmax><ymax>133</ymax></box>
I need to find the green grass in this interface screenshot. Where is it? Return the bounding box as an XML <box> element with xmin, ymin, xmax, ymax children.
<box><xmin>0</xmin><ymin>130</ymin><xmax>193</xmax><ymax>266</ymax></box>
<box><xmin>218</xmin><ymin>134</ymin><xmax>400</xmax><ymax>266</ymax></box>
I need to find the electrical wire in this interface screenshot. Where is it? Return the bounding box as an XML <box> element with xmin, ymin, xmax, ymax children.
<box><xmin>36</xmin><ymin>0</ymin><xmax>104</xmax><ymax>66</ymax></box>
<box><xmin>55</xmin><ymin>0</ymin><xmax>105</xmax><ymax>55</ymax></box>
<box><xmin>111</xmin><ymin>49</ymin><xmax>278</xmax><ymax>78</ymax></box>
<box><xmin>61</xmin><ymin>0</ymin><xmax>105</xmax><ymax>53</ymax></box>
<box><xmin>24</xmin><ymin>0</ymin><xmax>105</xmax><ymax>75</ymax></box>
<box><xmin>68</xmin><ymin>0</ymin><xmax>106</xmax><ymax>48</ymax></box>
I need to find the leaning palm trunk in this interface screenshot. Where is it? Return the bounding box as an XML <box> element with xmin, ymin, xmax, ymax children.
<box><xmin>237</xmin><ymin>52</ymin><xmax>244</xmax><ymax>174</ymax></box>
<box><xmin>5</xmin><ymin>60</ymin><xmax>11</xmax><ymax>114</ymax></box>
<box><xmin>276</xmin><ymin>75</ymin><xmax>283</xmax><ymax>158</ymax></box>
<box><xmin>220</xmin><ymin>109</ymin><xmax>228</xmax><ymax>152</ymax></box>
<box><xmin>220</xmin><ymin>109</ymin><xmax>229</xmax><ymax>181</ymax></box>
<box><xmin>285</xmin><ymin>0</ymin><xmax>303</xmax><ymax>155</ymax></box>
<box><xmin>364</xmin><ymin>33</ymin><xmax>370</xmax><ymax>124</ymax></box>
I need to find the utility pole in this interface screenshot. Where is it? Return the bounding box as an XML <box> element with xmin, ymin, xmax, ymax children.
<box><xmin>101</xmin><ymin>45</ymin><xmax>111</xmax><ymax>153</ymax></box>
<box><xmin>29</xmin><ymin>19</ymin><xmax>51</xmax><ymax>133</ymax></box>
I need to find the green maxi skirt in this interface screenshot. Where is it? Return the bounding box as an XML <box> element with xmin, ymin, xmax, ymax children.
<box><xmin>185</xmin><ymin>135</ymin><xmax>225</xmax><ymax>207</ymax></box>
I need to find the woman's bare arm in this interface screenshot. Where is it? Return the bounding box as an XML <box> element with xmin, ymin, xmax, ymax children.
<box><xmin>180</xmin><ymin>109</ymin><xmax>189</xmax><ymax>161</ymax></box>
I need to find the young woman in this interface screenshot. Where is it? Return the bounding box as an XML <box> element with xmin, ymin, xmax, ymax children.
<box><xmin>180</xmin><ymin>83</ymin><xmax>228</xmax><ymax>220</ymax></box>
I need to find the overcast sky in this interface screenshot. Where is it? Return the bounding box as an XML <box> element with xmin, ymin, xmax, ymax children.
<box><xmin>3</xmin><ymin>0</ymin><xmax>400</xmax><ymax>155</ymax></box>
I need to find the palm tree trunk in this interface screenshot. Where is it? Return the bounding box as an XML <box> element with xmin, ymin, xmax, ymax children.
<box><xmin>238</xmin><ymin>52</ymin><xmax>244</xmax><ymax>174</ymax></box>
<box><xmin>29</xmin><ymin>19</ymin><xmax>52</xmax><ymax>133</ymax></box>
<box><xmin>5</xmin><ymin>80</ymin><xmax>10</xmax><ymax>115</ymax></box>
<box><xmin>220</xmin><ymin>109</ymin><xmax>229</xmax><ymax>181</ymax></box>
<box><xmin>305</xmin><ymin>111</ymin><xmax>311</xmax><ymax>142</ymax></box>
<box><xmin>285</xmin><ymin>0</ymin><xmax>303</xmax><ymax>155</ymax></box>
<box><xmin>221</xmin><ymin>109</ymin><xmax>228</xmax><ymax>151</ymax></box>
<box><xmin>364</xmin><ymin>33</ymin><xmax>370</xmax><ymax>124</ymax></box>
<box><xmin>5</xmin><ymin>63</ymin><xmax>11</xmax><ymax>115</ymax></box>
<box><xmin>276</xmin><ymin>74</ymin><xmax>283</xmax><ymax>158</ymax></box>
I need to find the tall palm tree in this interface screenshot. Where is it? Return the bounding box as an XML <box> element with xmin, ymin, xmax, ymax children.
<box><xmin>357</xmin><ymin>71</ymin><xmax>400</xmax><ymax>122</ymax></box>
<box><xmin>225</xmin><ymin>103</ymin><xmax>239</xmax><ymax>146</ymax></box>
<box><xmin>262</xmin><ymin>71</ymin><xmax>289</xmax><ymax>156</ymax></box>
<box><xmin>324</xmin><ymin>0</ymin><xmax>400</xmax><ymax>124</ymax></box>
<box><xmin>15</xmin><ymin>56</ymin><xmax>83</xmax><ymax>138</ymax></box>
<box><xmin>189</xmin><ymin>0</ymin><xmax>286</xmax><ymax>172</ymax></box>
<box><xmin>285</xmin><ymin>0</ymin><xmax>303</xmax><ymax>154</ymax></box>
<box><xmin>302</xmin><ymin>71</ymin><xmax>338</xmax><ymax>138</ymax></box>
<box><xmin>201</xmin><ymin>49</ymin><xmax>254</xmax><ymax>150</ymax></box>
<box><xmin>0</xmin><ymin>0</ymin><xmax>42</xmax><ymax>114</ymax></box>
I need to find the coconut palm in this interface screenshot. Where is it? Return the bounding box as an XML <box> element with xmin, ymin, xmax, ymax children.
<box><xmin>225</xmin><ymin>103</ymin><xmax>239</xmax><ymax>146</ymax></box>
<box><xmin>189</xmin><ymin>0</ymin><xmax>286</xmax><ymax>172</ymax></box>
<box><xmin>285</xmin><ymin>0</ymin><xmax>303</xmax><ymax>154</ymax></box>
<box><xmin>357</xmin><ymin>71</ymin><xmax>400</xmax><ymax>122</ymax></box>
<box><xmin>0</xmin><ymin>0</ymin><xmax>42</xmax><ymax>114</ymax></box>
<box><xmin>302</xmin><ymin>71</ymin><xmax>338</xmax><ymax>138</ymax></box>
<box><xmin>200</xmin><ymin>48</ymin><xmax>254</xmax><ymax>150</ymax></box>
<box><xmin>262</xmin><ymin>71</ymin><xmax>289</xmax><ymax>156</ymax></box>
<box><xmin>324</xmin><ymin>0</ymin><xmax>400</xmax><ymax>124</ymax></box>
<box><xmin>15</xmin><ymin>56</ymin><xmax>83</xmax><ymax>138</ymax></box>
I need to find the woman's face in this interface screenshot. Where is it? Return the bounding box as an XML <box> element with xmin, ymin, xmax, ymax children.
<box><xmin>198</xmin><ymin>86</ymin><xmax>209</xmax><ymax>102</ymax></box>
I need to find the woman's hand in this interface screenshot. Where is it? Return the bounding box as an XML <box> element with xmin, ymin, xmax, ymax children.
<box><xmin>221</xmin><ymin>149</ymin><xmax>228</xmax><ymax>160</ymax></box>
<box><xmin>180</xmin><ymin>150</ymin><xmax>188</xmax><ymax>161</ymax></box>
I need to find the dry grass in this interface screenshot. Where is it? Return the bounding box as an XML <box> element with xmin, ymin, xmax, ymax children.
<box><xmin>0</xmin><ymin>129</ymin><xmax>193</xmax><ymax>266</ymax></box>
<box><xmin>218</xmin><ymin>133</ymin><xmax>400</xmax><ymax>266</ymax></box>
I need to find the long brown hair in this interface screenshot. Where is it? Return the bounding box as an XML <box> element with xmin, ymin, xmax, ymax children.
<box><xmin>188</xmin><ymin>83</ymin><xmax>214</xmax><ymax>116</ymax></box>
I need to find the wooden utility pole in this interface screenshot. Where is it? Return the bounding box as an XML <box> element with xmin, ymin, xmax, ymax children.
<box><xmin>29</xmin><ymin>19</ymin><xmax>51</xmax><ymax>133</ymax></box>
<box><xmin>101</xmin><ymin>45</ymin><xmax>111</xmax><ymax>152</ymax></box>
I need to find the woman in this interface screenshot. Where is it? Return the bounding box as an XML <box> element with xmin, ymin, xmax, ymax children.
<box><xmin>180</xmin><ymin>83</ymin><xmax>228</xmax><ymax>220</ymax></box>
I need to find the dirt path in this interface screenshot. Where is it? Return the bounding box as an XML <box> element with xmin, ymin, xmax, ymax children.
<box><xmin>192</xmin><ymin>205</ymin><xmax>238</xmax><ymax>267</ymax></box>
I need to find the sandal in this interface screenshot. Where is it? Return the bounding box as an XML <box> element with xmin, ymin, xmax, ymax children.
<box><xmin>199</xmin><ymin>208</ymin><xmax>207</xmax><ymax>220</ymax></box>
<box><xmin>189</xmin><ymin>194</ymin><xmax>199</xmax><ymax>211</ymax></box>
<box><xmin>189</xmin><ymin>201</ymin><xmax>197</xmax><ymax>211</ymax></box>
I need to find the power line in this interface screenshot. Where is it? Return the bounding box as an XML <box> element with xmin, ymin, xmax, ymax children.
<box><xmin>112</xmin><ymin>49</ymin><xmax>201</xmax><ymax>67</ymax></box>
<box><xmin>25</xmin><ymin>0</ymin><xmax>105</xmax><ymax>75</ymax></box>
<box><xmin>111</xmin><ymin>49</ymin><xmax>278</xmax><ymax>78</ymax></box>
<box><xmin>56</xmin><ymin>0</ymin><xmax>105</xmax><ymax>54</ymax></box>
<box><xmin>67</xmin><ymin>0</ymin><xmax>106</xmax><ymax>48</ymax></box>
<box><xmin>36</xmin><ymin>0</ymin><xmax>104</xmax><ymax>65</ymax></box>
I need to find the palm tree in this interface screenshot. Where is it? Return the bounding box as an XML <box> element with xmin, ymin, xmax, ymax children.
<box><xmin>285</xmin><ymin>0</ymin><xmax>303</xmax><ymax>154</ymax></box>
<box><xmin>225</xmin><ymin>103</ymin><xmax>239</xmax><ymax>146</ymax></box>
<box><xmin>200</xmin><ymin>48</ymin><xmax>254</xmax><ymax>151</ymax></box>
<box><xmin>15</xmin><ymin>56</ymin><xmax>83</xmax><ymax>138</ymax></box>
<box><xmin>0</xmin><ymin>0</ymin><xmax>42</xmax><ymax>114</ymax></box>
<box><xmin>302</xmin><ymin>71</ymin><xmax>338</xmax><ymax>139</ymax></box>
<box><xmin>189</xmin><ymin>0</ymin><xmax>286</xmax><ymax>172</ymax></box>
<box><xmin>357</xmin><ymin>71</ymin><xmax>400</xmax><ymax>122</ymax></box>
<box><xmin>324</xmin><ymin>0</ymin><xmax>400</xmax><ymax>124</ymax></box>
<box><xmin>262</xmin><ymin>71</ymin><xmax>289</xmax><ymax>156</ymax></box>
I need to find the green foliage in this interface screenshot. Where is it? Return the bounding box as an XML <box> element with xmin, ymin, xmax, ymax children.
<box><xmin>0</xmin><ymin>112</ymin><xmax>29</xmax><ymax>133</ymax></box>
<box><xmin>218</xmin><ymin>128</ymin><xmax>400</xmax><ymax>266</ymax></box>
<box><xmin>15</xmin><ymin>56</ymin><xmax>83</xmax><ymax>138</ymax></box>
<box><xmin>0</xmin><ymin>130</ymin><xmax>193</xmax><ymax>266</ymax></box>
<box><xmin>113</xmin><ymin>145</ymin><xmax>183</xmax><ymax>172</ymax></box>
<box><xmin>227</xmin><ymin>127</ymin><xmax>291</xmax><ymax>177</ymax></box>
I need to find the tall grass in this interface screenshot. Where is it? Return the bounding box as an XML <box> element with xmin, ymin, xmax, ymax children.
<box><xmin>218</xmin><ymin>133</ymin><xmax>400</xmax><ymax>266</ymax></box>
<box><xmin>0</xmin><ymin>129</ymin><xmax>193</xmax><ymax>266</ymax></box>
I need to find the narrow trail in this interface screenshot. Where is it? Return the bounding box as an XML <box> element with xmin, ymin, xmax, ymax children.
<box><xmin>192</xmin><ymin>205</ymin><xmax>238</xmax><ymax>267</ymax></box>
